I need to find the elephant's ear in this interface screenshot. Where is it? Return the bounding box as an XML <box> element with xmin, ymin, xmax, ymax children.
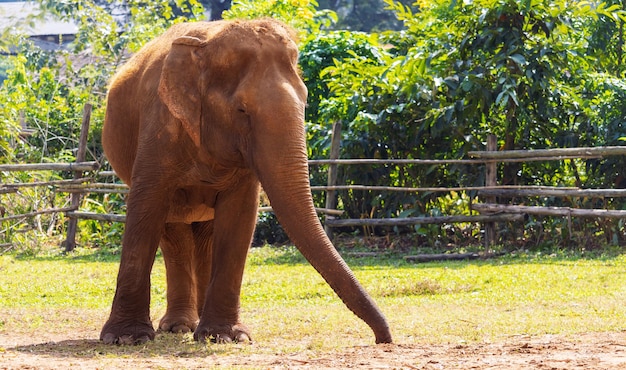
<box><xmin>158</xmin><ymin>36</ymin><xmax>208</xmax><ymax>148</ymax></box>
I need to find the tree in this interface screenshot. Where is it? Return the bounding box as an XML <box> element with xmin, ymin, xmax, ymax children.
<box><xmin>316</xmin><ymin>0</ymin><xmax>626</xmax><ymax>235</ymax></box>
<box><xmin>0</xmin><ymin>0</ymin><xmax>207</xmax><ymax>161</ymax></box>
<box><xmin>588</xmin><ymin>0</ymin><xmax>626</xmax><ymax>77</ymax></box>
<box><xmin>224</xmin><ymin>0</ymin><xmax>335</xmax><ymax>34</ymax></box>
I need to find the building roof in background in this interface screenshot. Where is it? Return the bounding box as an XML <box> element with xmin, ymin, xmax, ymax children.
<box><xmin>0</xmin><ymin>1</ymin><xmax>77</xmax><ymax>37</ymax></box>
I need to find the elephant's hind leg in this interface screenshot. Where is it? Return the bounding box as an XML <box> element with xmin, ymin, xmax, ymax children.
<box><xmin>159</xmin><ymin>223</ymin><xmax>200</xmax><ymax>333</ymax></box>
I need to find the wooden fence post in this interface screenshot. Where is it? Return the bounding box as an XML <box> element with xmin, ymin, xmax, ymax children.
<box><xmin>63</xmin><ymin>104</ymin><xmax>92</xmax><ymax>252</ymax></box>
<box><xmin>484</xmin><ymin>134</ymin><xmax>497</xmax><ymax>248</ymax></box>
<box><xmin>324</xmin><ymin>121</ymin><xmax>342</xmax><ymax>238</ymax></box>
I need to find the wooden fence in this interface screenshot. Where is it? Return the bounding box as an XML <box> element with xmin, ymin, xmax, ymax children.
<box><xmin>2</xmin><ymin>114</ymin><xmax>626</xmax><ymax>252</ymax></box>
<box><xmin>313</xmin><ymin>124</ymin><xmax>626</xmax><ymax>247</ymax></box>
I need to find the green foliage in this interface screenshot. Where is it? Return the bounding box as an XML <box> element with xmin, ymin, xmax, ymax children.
<box><xmin>304</xmin><ymin>0</ymin><xmax>626</xmax><ymax>245</ymax></box>
<box><xmin>78</xmin><ymin>192</ymin><xmax>127</xmax><ymax>252</ymax></box>
<box><xmin>0</xmin><ymin>0</ymin><xmax>206</xmax><ymax>163</ymax></box>
<box><xmin>224</xmin><ymin>0</ymin><xmax>337</xmax><ymax>34</ymax></box>
<box><xmin>300</xmin><ymin>30</ymin><xmax>385</xmax><ymax>153</ymax></box>
<box><xmin>587</xmin><ymin>0</ymin><xmax>626</xmax><ymax>76</ymax></box>
<box><xmin>378</xmin><ymin>0</ymin><xmax>599</xmax><ymax>159</ymax></box>
<box><xmin>0</xmin><ymin>53</ymin><xmax>90</xmax><ymax>162</ymax></box>
<box><xmin>253</xmin><ymin>212</ymin><xmax>289</xmax><ymax>246</ymax></box>
<box><xmin>0</xmin><ymin>168</ymin><xmax>66</xmax><ymax>254</ymax></box>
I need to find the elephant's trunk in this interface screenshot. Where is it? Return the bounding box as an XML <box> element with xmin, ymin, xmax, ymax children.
<box><xmin>253</xmin><ymin>136</ymin><xmax>392</xmax><ymax>344</ymax></box>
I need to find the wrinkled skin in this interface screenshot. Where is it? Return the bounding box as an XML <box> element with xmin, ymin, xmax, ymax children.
<box><xmin>100</xmin><ymin>19</ymin><xmax>392</xmax><ymax>345</ymax></box>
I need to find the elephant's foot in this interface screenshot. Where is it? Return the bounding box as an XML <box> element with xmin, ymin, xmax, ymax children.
<box><xmin>100</xmin><ymin>317</ymin><xmax>155</xmax><ymax>345</ymax></box>
<box><xmin>193</xmin><ymin>323</ymin><xmax>252</xmax><ymax>343</ymax></box>
<box><xmin>158</xmin><ymin>313</ymin><xmax>199</xmax><ymax>334</ymax></box>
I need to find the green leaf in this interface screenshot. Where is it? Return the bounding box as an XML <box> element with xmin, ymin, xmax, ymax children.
<box><xmin>509</xmin><ymin>54</ymin><xmax>527</xmax><ymax>67</ymax></box>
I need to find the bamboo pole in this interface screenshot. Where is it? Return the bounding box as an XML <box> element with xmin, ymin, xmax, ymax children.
<box><xmin>404</xmin><ymin>253</ymin><xmax>480</xmax><ymax>262</ymax></box>
<box><xmin>308</xmin><ymin>156</ymin><xmax>599</xmax><ymax>165</ymax></box>
<box><xmin>61</xmin><ymin>182</ymin><xmax>128</xmax><ymax>189</ymax></box>
<box><xmin>403</xmin><ymin>252</ymin><xmax>506</xmax><ymax>263</ymax></box>
<box><xmin>476</xmin><ymin>155</ymin><xmax>603</xmax><ymax>163</ymax></box>
<box><xmin>0</xmin><ymin>162</ymin><xmax>99</xmax><ymax>172</ymax></box>
<box><xmin>478</xmin><ymin>188</ymin><xmax>626</xmax><ymax>198</ymax></box>
<box><xmin>324</xmin><ymin>121</ymin><xmax>342</xmax><ymax>238</ymax></box>
<box><xmin>64</xmin><ymin>104</ymin><xmax>92</xmax><ymax>252</ymax></box>
<box><xmin>57</xmin><ymin>182</ymin><xmax>129</xmax><ymax>194</ymax></box>
<box><xmin>1</xmin><ymin>178</ymin><xmax>90</xmax><ymax>190</ymax></box>
<box><xmin>310</xmin><ymin>185</ymin><xmax>565</xmax><ymax>192</ymax></box>
<box><xmin>0</xmin><ymin>207</ymin><xmax>78</xmax><ymax>222</ymax></box>
<box><xmin>324</xmin><ymin>213</ymin><xmax>523</xmax><ymax>228</ymax></box>
<box><xmin>4</xmin><ymin>181</ymin><xmax>578</xmax><ymax>195</ymax></box>
<box><xmin>484</xmin><ymin>134</ymin><xmax>497</xmax><ymax>248</ymax></box>
<box><xmin>308</xmin><ymin>158</ymin><xmax>486</xmax><ymax>165</ymax></box>
<box><xmin>58</xmin><ymin>188</ymin><xmax>129</xmax><ymax>194</ymax></box>
<box><xmin>310</xmin><ymin>184</ymin><xmax>580</xmax><ymax>193</ymax></box>
<box><xmin>469</xmin><ymin>145</ymin><xmax>626</xmax><ymax>159</ymax></box>
<box><xmin>473</xmin><ymin>203</ymin><xmax>626</xmax><ymax>219</ymax></box>
<box><xmin>259</xmin><ymin>206</ymin><xmax>343</xmax><ymax>216</ymax></box>
<box><xmin>66</xmin><ymin>211</ymin><xmax>126</xmax><ymax>223</ymax></box>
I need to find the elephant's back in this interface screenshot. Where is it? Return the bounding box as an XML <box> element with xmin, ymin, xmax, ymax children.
<box><xmin>102</xmin><ymin>68</ymin><xmax>143</xmax><ymax>186</ymax></box>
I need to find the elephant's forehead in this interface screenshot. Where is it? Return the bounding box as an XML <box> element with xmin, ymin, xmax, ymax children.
<box><xmin>207</xmin><ymin>28</ymin><xmax>299</xmax><ymax>69</ymax></box>
<box><xmin>215</xmin><ymin>20</ymin><xmax>297</xmax><ymax>50</ymax></box>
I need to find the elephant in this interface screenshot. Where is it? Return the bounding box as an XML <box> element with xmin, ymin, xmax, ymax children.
<box><xmin>99</xmin><ymin>18</ymin><xmax>392</xmax><ymax>345</ymax></box>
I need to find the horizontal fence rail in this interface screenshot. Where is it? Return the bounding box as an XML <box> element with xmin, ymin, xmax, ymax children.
<box><xmin>325</xmin><ymin>213</ymin><xmax>524</xmax><ymax>227</ymax></box>
<box><xmin>468</xmin><ymin>146</ymin><xmax>626</xmax><ymax>159</ymax></box>
<box><xmin>0</xmin><ymin>207</ymin><xmax>78</xmax><ymax>222</ymax></box>
<box><xmin>0</xmin><ymin>161</ymin><xmax>100</xmax><ymax>172</ymax></box>
<box><xmin>473</xmin><ymin>203</ymin><xmax>626</xmax><ymax>219</ymax></box>
<box><xmin>477</xmin><ymin>188</ymin><xmax>626</xmax><ymax>198</ymax></box>
<box><xmin>309</xmin><ymin>185</ymin><xmax>592</xmax><ymax>193</ymax></box>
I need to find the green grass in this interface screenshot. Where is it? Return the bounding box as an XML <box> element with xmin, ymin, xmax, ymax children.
<box><xmin>0</xmin><ymin>245</ymin><xmax>625</xmax><ymax>352</ymax></box>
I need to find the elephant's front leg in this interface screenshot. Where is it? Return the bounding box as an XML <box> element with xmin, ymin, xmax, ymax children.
<box><xmin>194</xmin><ymin>179</ymin><xmax>260</xmax><ymax>343</ymax></box>
<box><xmin>191</xmin><ymin>221</ymin><xmax>215</xmax><ymax>317</ymax></box>
<box><xmin>158</xmin><ymin>223</ymin><xmax>200</xmax><ymax>333</ymax></box>
<box><xmin>100</xmin><ymin>184</ymin><xmax>169</xmax><ymax>345</ymax></box>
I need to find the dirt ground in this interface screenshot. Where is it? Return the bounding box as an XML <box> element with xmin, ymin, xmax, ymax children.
<box><xmin>1</xmin><ymin>331</ymin><xmax>626</xmax><ymax>369</ymax></box>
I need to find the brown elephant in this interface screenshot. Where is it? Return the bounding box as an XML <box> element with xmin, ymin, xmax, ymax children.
<box><xmin>100</xmin><ymin>18</ymin><xmax>392</xmax><ymax>345</ymax></box>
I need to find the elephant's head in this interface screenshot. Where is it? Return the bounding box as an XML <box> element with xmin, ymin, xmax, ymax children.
<box><xmin>157</xmin><ymin>19</ymin><xmax>392</xmax><ymax>344</ymax></box>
